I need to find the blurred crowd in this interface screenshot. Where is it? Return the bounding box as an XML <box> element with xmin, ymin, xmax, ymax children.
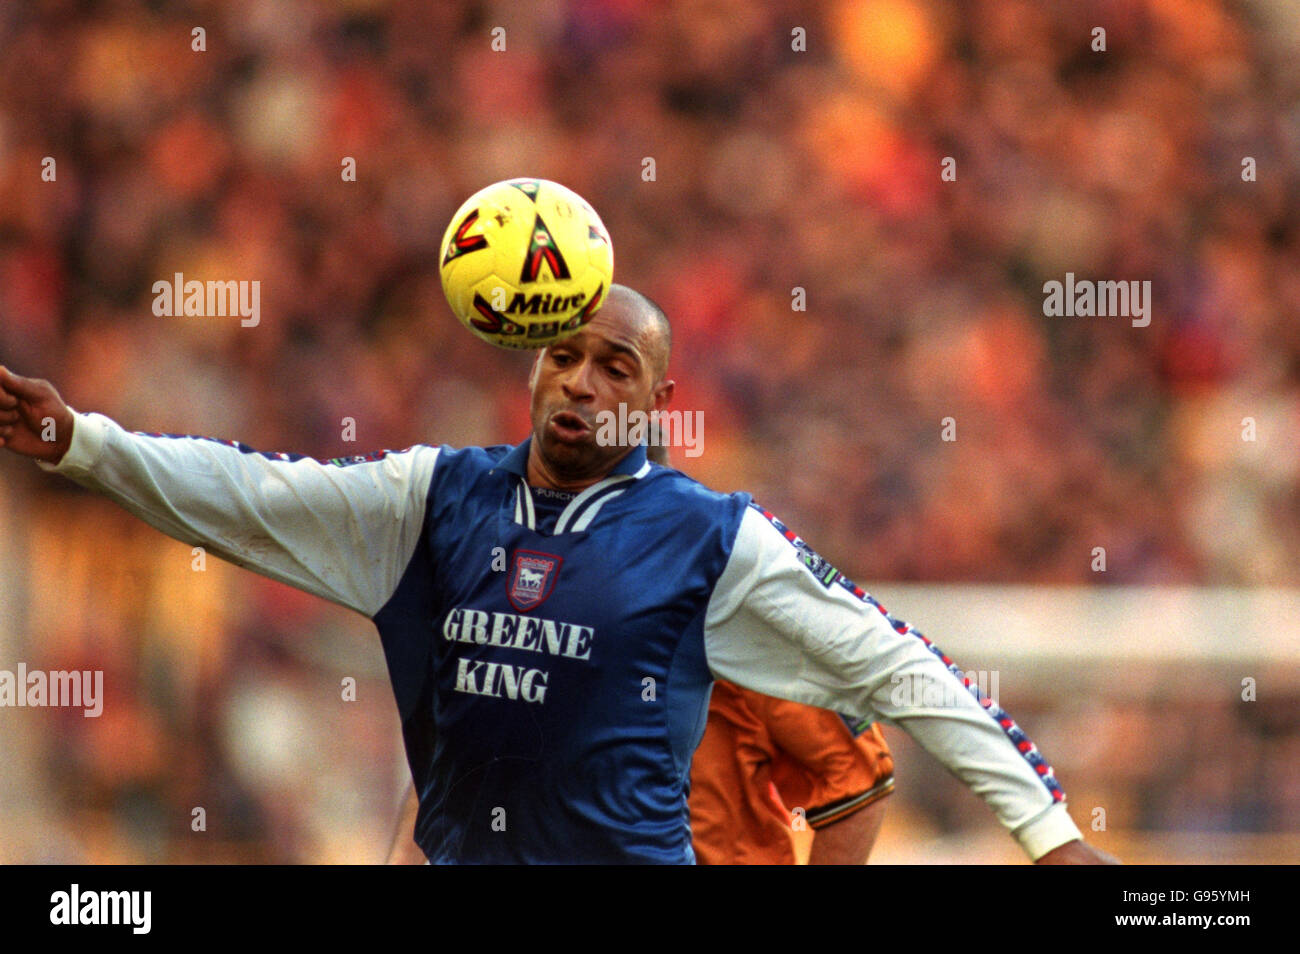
<box><xmin>0</xmin><ymin>0</ymin><xmax>1297</xmax><ymax>861</ymax></box>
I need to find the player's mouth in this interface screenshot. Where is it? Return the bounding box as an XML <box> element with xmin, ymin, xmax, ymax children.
<box><xmin>548</xmin><ymin>410</ymin><xmax>592</xmax><ymax>442</ymax></box>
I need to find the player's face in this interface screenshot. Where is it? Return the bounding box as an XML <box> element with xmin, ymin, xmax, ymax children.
<box><xmin>527</xmin><ymin>301</ymin><xmax>672</xmax><ymax>488</ymax></box>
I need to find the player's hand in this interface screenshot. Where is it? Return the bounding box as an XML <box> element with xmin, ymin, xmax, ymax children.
<box><xmin>0</xmin><ymin>366</ymin><xmax>75</xmax><ymax>464</ymax></box>
<box><xmin>1035</xmin><ymin>839</ymin><xmax>1121</xmax><ymax>865</ymax></box>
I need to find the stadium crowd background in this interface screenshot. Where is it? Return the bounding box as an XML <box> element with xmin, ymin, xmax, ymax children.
<box><xmin>0</xmin><ymin>0</ymin><xmax>1297</xmax><ymax>862</ymax></box>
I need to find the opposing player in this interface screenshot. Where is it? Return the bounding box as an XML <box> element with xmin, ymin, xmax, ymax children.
<box><xmin>0</xmin><ymin>284</ymin><xmax>1114</xmax><ymax>863</ymax></box>
<box><xmin>690</xmin><ymin>681</ymin><xmax>893</xmax><ymax>865</ymax></box>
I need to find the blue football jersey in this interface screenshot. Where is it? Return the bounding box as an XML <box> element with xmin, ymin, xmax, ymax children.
<box><xmin>378</xmin><ymin>441</ymin><xmax>747</xmax><ymax>863</ymax></box>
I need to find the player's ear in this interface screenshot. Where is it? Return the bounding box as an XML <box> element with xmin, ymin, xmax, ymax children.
<box><xmin>652</xmin><ymin>377</ymin><xmax>674</xmax><ymax>411</ymax></box>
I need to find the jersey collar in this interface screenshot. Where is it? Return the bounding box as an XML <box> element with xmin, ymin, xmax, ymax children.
<box><xmin>495</xmin><ymin>438</ymin><xmax>651</xmax><ymax>482</ymax></box>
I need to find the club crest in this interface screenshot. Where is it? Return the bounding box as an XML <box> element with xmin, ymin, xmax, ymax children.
<box><xmin>508</xmin><ymin>550</ymin><xmax>562</xmax><ymax>611</ymax></box>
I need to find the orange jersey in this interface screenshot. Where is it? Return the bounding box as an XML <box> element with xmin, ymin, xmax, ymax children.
<box><xmin>689</xmin><ymin>680</ymin><xmax>894</xmax><ymax>865</ymax></box>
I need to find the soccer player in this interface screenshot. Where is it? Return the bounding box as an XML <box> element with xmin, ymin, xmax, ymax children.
<box><xmin>0</xmin><ymin>284</ymin><xmax>1114</xmax><ymax>864</ymax></box>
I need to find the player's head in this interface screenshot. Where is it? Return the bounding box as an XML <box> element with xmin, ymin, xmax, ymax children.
<box><xmin>527</xmin><ymin>284</ymin><xmax>674</xmax><ymax>487</ymax></box>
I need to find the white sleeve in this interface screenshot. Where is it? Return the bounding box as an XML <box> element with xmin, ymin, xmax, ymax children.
<box><xmin>704</xmin><ymin>506</ymin><xmax>1083</xmax><ymax>861</ymax></box>
<box><xmin>37</xmin><ymin>410</ymin><xmax>438</xmax><ymax>617</ymax></box>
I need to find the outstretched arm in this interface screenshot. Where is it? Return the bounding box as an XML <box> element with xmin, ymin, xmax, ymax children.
<box><xmin>705</xmin><ymin>504</ymin><xmax>1117</xmax><ymax>864</ymax></box>
<box><xmin>1</xmin><ymin>366</ymin><xmax>438</xmax><ymax>617</ymax></box>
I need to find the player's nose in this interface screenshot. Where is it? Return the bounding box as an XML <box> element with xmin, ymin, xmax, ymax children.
<box><xmin>560</xmin><ymin>358</ymin><xmax>597</xmax><ymax>399</ymax></box>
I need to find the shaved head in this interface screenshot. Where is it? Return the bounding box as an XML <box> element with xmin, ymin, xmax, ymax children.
<box><xmin>604</xmin><ymin>284</ymin><xmax>671</xmax><ymax>381</ymax></box>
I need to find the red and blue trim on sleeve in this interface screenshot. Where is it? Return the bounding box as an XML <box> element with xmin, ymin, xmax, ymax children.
<box><xmin>750</xmin><ymin>503</ymin><xmax>1066</xmax><ymax>804</ymax></box>
<box><xmin>134</xmin><ymin>431</ymin><xmax>400</xmax><ymax>468</ymax></box>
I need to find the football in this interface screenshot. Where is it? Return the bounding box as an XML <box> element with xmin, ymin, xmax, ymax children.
<box><xmin>439</xmin><ymin>178</ymin><xmax>614</xmax><ymax>349</ymax></box>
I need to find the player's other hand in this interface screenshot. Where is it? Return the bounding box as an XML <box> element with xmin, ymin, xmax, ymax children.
<box><xmin>0</xmin><ymin>366</ymin><xmax>75</xmax><ymax>464</ymax></box>
<box><xmin>1035</xmin><ymin>839</ymin><xmax>1121</xmax><ymax>865</ymax></box>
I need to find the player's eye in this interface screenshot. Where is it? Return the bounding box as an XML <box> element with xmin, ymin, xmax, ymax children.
<box><xmin>607</xmin><ymin>365</ymin><xmax>630</xmax><ymax>380</ymax></box>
